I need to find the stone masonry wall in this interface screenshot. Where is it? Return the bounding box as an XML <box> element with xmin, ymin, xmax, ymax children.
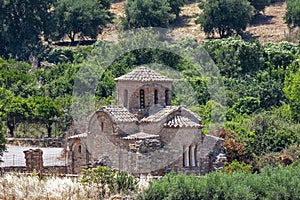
<box><xmin>23</xmin><ymin>149</ymin><xmax>43</xmax><ymax>173</ymax></box>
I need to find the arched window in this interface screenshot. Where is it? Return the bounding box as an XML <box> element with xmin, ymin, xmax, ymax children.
<box><xmin>101</xmin><ymin>122</ymin><xmax>104</xmax><ymax>132</ymax></box>
<box><xmin>124</xmin><ymin>89</ymin><xmax>128</xmax><ymax>108</ymax></box>
<box><xmin>183</xmin><ymin>145</ymin><xmax>197</xmax><ymax>167</ymax></box>
<box><xmin>154</xmin><ymin>89</ymin><xmax>158</xmax><ymax>104</ymax></box>
<box><xmin>165</xmin><ymin>90</ymin><xmax>169</xmax><ymax>106</ymax></box>
<box><xmin>78</xmin><ymin>145</ymin><xmax>82</xmax><ymax>154</ymax></box>
<box><xmin>183</xmin><ymin>146</ymin><xmax>189</xmax><ymax>167</ymax></box>
<box><xmin>140</xmin><ymin>89</ymin><xmax>145</xmax><ymax>109</ymax></box>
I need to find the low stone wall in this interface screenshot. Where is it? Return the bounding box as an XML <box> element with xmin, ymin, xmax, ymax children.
<box><xmin>6</xmin><ymin>137</ymin><xmax>64</xmax><ymax>147</ymax></box>
<box><xmin>0</xmin><ymin>166</ymin><xmax>68</xmax><ymax>175</ymax></box>
<box><xmin>0</xmin><ymin>166</ymin><xmax>27</xmax><ymax>174</ymax></box>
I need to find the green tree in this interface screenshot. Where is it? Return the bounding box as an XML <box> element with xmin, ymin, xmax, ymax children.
<box><xmin>122</xmin><ymin>0</ymin><xmax>176</xmax><ymax>29</ymax></box>
<box><xmin>0</xmin><ymin>58</ymin><xmax>35</xmax><ymax>97</ymax></box>
<box><xmin>232</xmin><ymin>97</ymin><xmax>261</xmax><ymax>115</ymax></box>
<box><xmin>30</xmin><ymin>97</ymin><xmax>62</xmax><ymax>137</ymax></box>
<box><xmin>285</xmin><ymin>0</ymin><xmax>300</xmax><ymax>28</ymax></box>
<box><xmin>196</xmin><ymin>0</ymin><xmax>253</xmax><ymax>38</ymax></box>
<box><xmin>0</xmin><ymin>95</ymin><xmax>31</xmax><ymax>137</ymax></box>
<box><xmin>169</xmin><ymin>0</ymin><xmax>185</xmax><ymax>17</ymax></box>
<box><xmin>0</xmin><ymin>0</ymin><xmax>52</xmax><ymax>60</ymax></box>
<box><xmin>47</xmin><ymin>0</ymin><xmax>112</xmax><ymax>43</ymax></box>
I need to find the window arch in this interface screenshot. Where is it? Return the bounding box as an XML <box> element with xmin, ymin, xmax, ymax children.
<box><xmin>140</xmin><ymin>89</ymin><xmax>145</xmax><ymax>109</ymax></box>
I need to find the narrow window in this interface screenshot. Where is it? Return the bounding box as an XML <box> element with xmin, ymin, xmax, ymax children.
<box><xmin>183</xmin><ymin>146</ymin><xmax>189</xmax><ymax>167</ymax></box>
<box><xmin>140</xmin><ymin>89</ymin><xmax>145</xmax><ymax>109</ymax></box>
<box><xmin>194</xmin><ymin>145</ymin><xmax>197</xmax><ymax>167</ymax></box>
<box><xmin>124</xmin><ymin>89</ymin><xmax>128</xmax><ymax>108</ymax></box>
<box><xmin>165</xmin><ymin>90</ymin><xmax>169</xmax><ymax>106</ymax></box>
<box><xmin>190</xmin><ymin>145</ymin><xmax>196</xmax><ymax>167</ymax></box>
<box><xmin>154</xmin><ymin>89</ymin><xmax>158</xmax><ymax>104</ymax></box>
<box><xmin>101</xmin><ymin>122</ymin><xmax>104</xmax><ymax>132</ymax></box>
<box><xmin>78</xmin><ymin>145</ymin><xmax>82</xmax><ymax>154</ymax></box>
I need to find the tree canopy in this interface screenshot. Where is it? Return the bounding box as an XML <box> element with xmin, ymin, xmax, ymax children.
<box><xmin>122</xmin><ymin>0</ymin><xmax>184</xmax><ymax>29</ymax></box>
<box><xmin>248</xmin><ymin>0</ymin><xmax>271</xmax><ymax>13</ymax></box>
<box><xmin>196</xmin><ymin>0</ymin><xmax>254</xmax><ymax>38</ymax></box>
<box><xmin>47</xmin><ymin>0</ymin><xmax>113</xmax><ymax>43</ymax></box>
<box><xmin>285</xmin><ymin>0</ymin><xmax>300</xmax><ymax>28</ymax></box>
<box><xmin>0</xmin><ymin>0</ymin><xmax>52</xmax><ymax>60</ymax></box>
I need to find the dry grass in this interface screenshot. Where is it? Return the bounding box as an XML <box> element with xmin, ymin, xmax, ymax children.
<box><xmin>0</xmin><ymin>174</ymin><xmax>100</xmax><ymax>200</ymax></box>
<box><xmin>0</xmin><ymin>173</ymin><xmax>150</xmax><ymax>200</ymax></box>
<box><xmin>101</xmin><ymin>1</ymin><xmax>292</xmax><ymax>44</ymax></box>
<box><xmin>246</xmin><ymin>1</ymin><xmax>290</xmax><ymax>43</ymax></box>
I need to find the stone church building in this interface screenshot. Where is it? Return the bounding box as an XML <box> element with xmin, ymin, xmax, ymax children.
<box><xmin>67</xmin><ymin>67</ymin><xmax>226</xmax><ymax>175</ymax></box>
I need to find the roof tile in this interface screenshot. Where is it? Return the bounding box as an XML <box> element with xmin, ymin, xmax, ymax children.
<box><xmin>115</xmin><ymin>67</ymin><xmax>173</xmax><ymax>82</ymax></box>
<box><xmin>164</xmin><ymin>115</ymin><xmax>202</xmax><ymax>128</ymax></box>
<box><xmin>100</xmin><ymin>106</ymin><xmax>138</xmax><ymax>123</ymax></box>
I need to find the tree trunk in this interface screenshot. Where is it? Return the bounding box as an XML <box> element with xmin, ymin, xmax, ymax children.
<box><xmin>6</xmin><ymin>121</ymin><xmax>15</xmax><ymax>137</ymax></box>
<box><xmin>68</xmin><ymin>31</ymin><xmax>76</xmax><ymax>44</ymax></box>
<box><xmin>46</xmin><ymin>123</ymin><xmax>52</xmax><ymax>138</ymax></box>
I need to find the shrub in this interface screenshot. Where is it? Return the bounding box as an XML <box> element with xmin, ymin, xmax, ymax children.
<box><xmin>139</xmin><ymin>164</ymin><xmax>300</xmax><ymax>200</ymax></box>
<box><xmin>222</xmin><ymin>160</ymin><xmax>253</xmax><ymax>173</ymax></box>
<box><xmin>79</xmin><ymin>166</ymin><xmax>138</xmax><ymax>197</ymax></box>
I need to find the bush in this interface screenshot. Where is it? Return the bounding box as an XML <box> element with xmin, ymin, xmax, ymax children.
<box><xmin>139</xmin><ymin>164</ymin><xmax>300</xmax><ymax>200</ymax></box>
<box><xmin>222</xmin><ymin>160</ymin><xmax>253</xmax><ymax>173</ymax></box>
<box><xmin>79</xmin><ymin>166</ymin><xmax>138</xmax><ymax>197</ymax></box>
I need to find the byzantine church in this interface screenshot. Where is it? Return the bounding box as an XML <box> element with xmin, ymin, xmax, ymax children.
<box><xmin>67</xmin><ymin>66</ymin><xmax>226</xmax><ymax>175</ymax></box>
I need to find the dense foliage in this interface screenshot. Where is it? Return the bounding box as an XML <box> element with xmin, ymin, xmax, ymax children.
<box><xmin>0</xmin><ymin>0</ymin><xmax>52</xmax><ymax>60</ymax></box>
<box><xmin>196</xmin><ymin>0</ymin><xmax>253</xmax><ymax>38</ymax></box>
<box><xmin>139</xmin><ymin>164</ymin><xmax>300</xmax><ymax>199</ymax></box>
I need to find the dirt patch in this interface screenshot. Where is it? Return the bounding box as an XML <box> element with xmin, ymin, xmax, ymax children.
<box><xmin>246</xmin><ymin>1</ymin><xmax>290</xmax><ymax>43</ymax></box>
<box><xmin>100</xmin><ymin>1</ymin><xmax>292</xmax><ymax>44</ymax></box>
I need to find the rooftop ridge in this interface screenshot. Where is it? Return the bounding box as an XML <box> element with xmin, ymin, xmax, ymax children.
<box><xmin>115</xmin><ymin>66</ymin><xmax>173</xmax><ymax>82</ymax></box>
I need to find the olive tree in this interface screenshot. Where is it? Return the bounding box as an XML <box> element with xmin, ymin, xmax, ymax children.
<box><xmin>122</xmin><ymin>0</ymin><xmax>185</xmax><ymax>29</ymax></box>
<box><xmin>47</xmin><ymin>0</ymin><xmax>113</xmax><ymax>43</ymax></box>
<box><xmin>196</xmin><ymin>0</ymin><xmax>254</xmax><ymax>38</ymax></box>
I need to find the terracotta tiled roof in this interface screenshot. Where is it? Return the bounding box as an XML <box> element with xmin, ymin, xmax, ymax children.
<box><xmin>141</xmin><ymin>106</ymin><xmax>180</xmax><ymax>123</ymax></box>
<box><xmin>164</xmin><ymin>115</ymin><xmax>202</xmax><ymax>128</ymax></box>
<box><xmin>121</xmin><ymin>132</ymin><xmax>159</xmax><ymax>140</ymax></box>
<box><xmin>115</xmin><ymin>67</ymin><xmax>173</xmax><ymax>82</ymax></box>
<box><xmin>100</xmin><ymin>106</ymin><xmax>138</xmax><ymax>123</ymax></box>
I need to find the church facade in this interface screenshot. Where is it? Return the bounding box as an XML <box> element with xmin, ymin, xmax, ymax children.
<box><xmin>67</xmin><ymin>67</ymin><xmax>226</xmax><ymax>175</ymax></box>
